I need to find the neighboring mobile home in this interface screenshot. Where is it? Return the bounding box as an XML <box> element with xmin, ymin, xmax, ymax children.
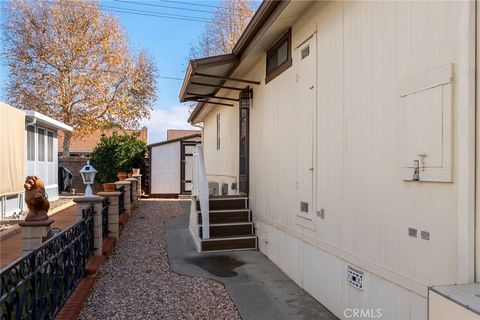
<box><xmin>0</xmin><ymin>102</ymin><xmax>73</xmax><ymax>218</ymax></box>
<box><xmin>180</xmin><ymin>1</ymin><xmax>480</xmax><ymax>319</ymax></box>
<box><xmin>148</xmin><ymin>133</ymin><xmax>201</xmax><ymax>197</ymax></box>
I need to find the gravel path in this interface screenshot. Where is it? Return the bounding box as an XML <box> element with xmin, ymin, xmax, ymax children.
<box><xmin>78</xmin><ymin>199</ymin><xmax>241</xmax><ymax>320</ymax></box>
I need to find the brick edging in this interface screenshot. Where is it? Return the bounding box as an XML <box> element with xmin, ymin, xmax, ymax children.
<box><xmin>54</xmin><ymin>277</ymin><xmax>96</xmax><ymax>320</ymax></box>
<box><xmin>54</xmin><ymin>212</ymin><xmax>130</xmax><ymax>319</ymax></box>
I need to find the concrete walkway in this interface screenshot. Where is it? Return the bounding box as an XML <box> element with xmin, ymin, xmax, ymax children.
<box><xmin>166</xmin><ymin>201</ymin><xmax>338</xmax><ymax>320</ymax></box>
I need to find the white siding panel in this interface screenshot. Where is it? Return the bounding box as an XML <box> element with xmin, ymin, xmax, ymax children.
<box><xmin>150</xmin><ymin>142</ymin><xmax>181</xmax><ymax>194</ymax></box>
<box><xmin>200</xmin><ymin>0</ymin><xmax>472</xmax><ymax>318</ymax></box>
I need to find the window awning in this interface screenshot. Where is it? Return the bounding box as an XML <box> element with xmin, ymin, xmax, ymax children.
<box><xmin>179</xmin><ymin>54</ymin><xmax>260</xmax><ymax>106</ymax></box>
<box><xmin>179</xmin><ymin>54</ymin><xmax>239</xmax><ymax>103</ymax></box>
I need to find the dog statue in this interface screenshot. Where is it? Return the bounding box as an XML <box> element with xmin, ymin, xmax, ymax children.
<box><xmin>24</xmin><ymin>176</ymin><xmax>50</xmax><ymax>221</ymax></box>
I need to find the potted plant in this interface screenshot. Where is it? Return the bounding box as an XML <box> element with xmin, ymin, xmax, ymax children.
<box><xmin>117</xmin><ymin>172</ymin><xmax>127</xmax><ymax>181</ymax></box>
<box><xmin>102</xmin><ymin>182</ymin><xmax>116</xmax><ymax>192</ymax></box>
<box><xmin>127</xmin><ymin>173</ymin><xmax>133</xmax><ymax>178</ymax></box>
<box><xmin>132</xmin><ymin>168</ymin><xmax>140</xmax><ymax>175</ymax></box>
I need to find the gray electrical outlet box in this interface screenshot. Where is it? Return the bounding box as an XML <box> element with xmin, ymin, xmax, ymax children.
<box><xmin>421</xmin><ymin>231</ymin><xmax>430</xmax><ymax>240</ymax></box>
<box><xmin>408</xmin><ymin>228</ymin><xmax>417</xmax><ymax>237</ymax></box>
<box><xmin>300</xmin><ymin>202</ymin><xmax>308</xmax><ymax>213</ymax></box>
<box><xmin>317</xmin><ymin>209</ymin><xmax>325</xmax><ymax>219</ymax></box>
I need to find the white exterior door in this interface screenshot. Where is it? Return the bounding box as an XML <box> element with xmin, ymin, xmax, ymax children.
<box><xmin>295</xmin><ymin>35</ymin><xmax>316</xmax><ymax>223</ymax></box>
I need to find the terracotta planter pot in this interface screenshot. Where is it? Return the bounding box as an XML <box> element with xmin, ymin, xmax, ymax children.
<box><xmin>132</xmin><ymin>168</ymin><xmax>140</xmax><ymax>175</ymax></box>
<box><xmin>103</xmin><ymin>183</ymin><xmax>116</xmax><ymax>192</ymax></box>
<box><xmin>117</xmin><ymin>172</ymin><xmax>127</xmax><ymax>181</ymax></box>
<box><xmin>127</xmin><ymin>173</ymin><xmax>133</xmax><ymax>178</ymax></box>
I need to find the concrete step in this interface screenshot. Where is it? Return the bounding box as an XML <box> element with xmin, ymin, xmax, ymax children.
<box><xmin>200</xmin><ymin>235</ymin><xmax>257</xmax><ymax>252</ymax></box>
<box><xmin>197</xmin><ymin>209</ymin><xmax>250</xmax><ymax>224</ymax></box>
<box><xmin>196</xmin><ymin>197</ymin><xmax>248</xmax><ymax>211</ymax></box>
<box><xmin>199</xmin><ymin>222</ymin><xmax>253</xmax><ymax>238</ymax></box>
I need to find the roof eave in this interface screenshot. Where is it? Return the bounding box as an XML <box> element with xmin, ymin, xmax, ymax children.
<box><xmin>24</xmin><ymin>110</ymin><xmax>73</xmax><ymax>132</ymax></box>
<box><xmin>183</xmin><ymin>0</ymin><xmax>291</xmax><ymax>125</ymax></box>
<box><xmin>147</xmin><ymin>133</ymin><xmax>201</xmax><ymax>148</ymax></box>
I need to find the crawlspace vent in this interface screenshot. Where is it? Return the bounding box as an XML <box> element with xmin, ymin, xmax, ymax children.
<box><xmin>347</xmin><ymin>266</ymin><xmax>364</xmax><ymax>290</ymax></box>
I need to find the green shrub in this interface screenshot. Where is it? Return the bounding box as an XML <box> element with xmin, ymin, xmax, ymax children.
<box><xmin>90</xmin><ymin>132</ymin><xmax>147</xmax><ymax>184</ymax></box>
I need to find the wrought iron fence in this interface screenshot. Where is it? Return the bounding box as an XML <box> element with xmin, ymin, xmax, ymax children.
<box><xmin>0</xmin><ymin>205</ymin><xmax>94</xmax><ymax>319</ymax></box>
<box><xmin>102</xmin><ymin>197</ymin><xmax>109</xmax><ymax>240</ymax></box>
<box><xmin>118</xmin><ymin>186</ymin><xmax>125</xmax><ymax>214</ymax></box>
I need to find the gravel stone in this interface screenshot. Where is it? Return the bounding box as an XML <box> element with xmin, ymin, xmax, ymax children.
<box><xmin>78</xmin><ymin>199</ymin><xmax>241</xmax><ymax>320</ymax></box>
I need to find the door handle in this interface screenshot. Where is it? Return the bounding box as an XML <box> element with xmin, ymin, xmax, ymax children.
<box><xmin>309</xmin><ymin>168</ymin><xmax>314</xmax><ymax>171</ymax></box>
<box><xmin>309</xmin><ymin>85</ymin><xmax>314</xmax><ymax>90</ymax></box>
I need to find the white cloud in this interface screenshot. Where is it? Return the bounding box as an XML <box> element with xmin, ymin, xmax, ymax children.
<box><xmin>142</xmin><ymin>104</ymin><xmax>198</xmax><ymax>144</ymax></box>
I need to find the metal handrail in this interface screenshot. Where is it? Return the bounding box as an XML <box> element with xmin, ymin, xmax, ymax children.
<box><xmin>0</xmin><ymin>204</ymin><xmax>95</xmax><ymax>319</ymax></box>
<box><xmin>193</xmin><ymin>145</ymin><xmax>209</xmax><ymax>239</ymax></box>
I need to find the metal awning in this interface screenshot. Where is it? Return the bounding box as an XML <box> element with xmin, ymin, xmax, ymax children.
<box><xmin>179</xmin><ymin>54</ymin><xmax>260</xmax><ymax>106</ymax></box>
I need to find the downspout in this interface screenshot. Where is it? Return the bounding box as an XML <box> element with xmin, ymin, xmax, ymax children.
<box><xmin>475</xmin><ymin>0</ymin><xmax>478</xmax><ymax>282</ymax></box>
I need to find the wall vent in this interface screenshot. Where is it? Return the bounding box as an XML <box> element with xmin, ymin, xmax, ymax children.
<box><xmin>347</xmin><ymin>266</ymin><xmax>364</xmax><ymax>290</ymax></box>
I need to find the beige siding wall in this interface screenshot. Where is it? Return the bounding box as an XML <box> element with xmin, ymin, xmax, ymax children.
<box><xmin>200</xmin><ymin>1</ymin><xmax>475</xmax><ymax>318</ymax></box>
<box><xmin>203</xmin><ymin>104</ymin><xmax>240</xmax><ymax>194</ymax></box>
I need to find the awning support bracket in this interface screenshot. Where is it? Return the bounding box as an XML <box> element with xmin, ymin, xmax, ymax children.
<box><xmin>194</xmin><ymin>72</ymin><xmax>261</xmax><ymax>85</ymax></box>
<box><xmin>186</xmin><ymin>93</ymin><xmax>240</xmax><ymax>102</ymax></box>
<box><xmin>190</xmin><ymin>81</ymin><xmax>244</xmax><ymax>91</ymax></box>
<box><xmin>197</xmin><ymin>100</ymin><xmax>234</xmax><ymax>107</ymax></box>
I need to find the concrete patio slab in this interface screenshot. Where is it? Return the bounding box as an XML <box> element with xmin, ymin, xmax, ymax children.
<box><xmin>166</xmin><ymin>200</ymin><xmax>338</xmax><ymax>320</ymax></box>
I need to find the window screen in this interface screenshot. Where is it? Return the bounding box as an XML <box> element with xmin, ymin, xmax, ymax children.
<box><xmin>47</xmin><ymin>131</ymin><xmax>54</xmax><ymax>162</ymax></box>
<box><xmin>27</xmin><ymin>126</ymin><xmax>35</xmax><ymax>161</ymax></box>
<box><xmin>38</xmin><ymin>128</ymin><xmax>45</xmax><ymax>161</ymax></box>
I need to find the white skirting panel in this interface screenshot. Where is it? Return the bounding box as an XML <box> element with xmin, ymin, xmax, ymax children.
<box><xmin>256</xmin><ymin>220</ymin><xmax>427</xmax><ymax>320</ymax></box>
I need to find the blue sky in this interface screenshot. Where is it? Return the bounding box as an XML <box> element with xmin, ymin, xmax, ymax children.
<box><xmin>0</xmin><ymin>0</ymin><xmax>254</xmax><ymax>143</ymax></box>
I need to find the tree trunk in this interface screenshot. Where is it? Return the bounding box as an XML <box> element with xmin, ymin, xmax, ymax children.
<box><xmin>62</xmin><ymin>131</ymin><xmax>72</xmax><ymax>157</ymax></box>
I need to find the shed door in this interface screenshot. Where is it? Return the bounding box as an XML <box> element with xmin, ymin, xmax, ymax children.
<box><xmin>295</xmin><ymin>35</ymin><xmax>316</xmax><ymax>222</ymax></box>
<box><xmin>181</xmin><ymin>143</ymin><xmax>197</xmax><ymax>194</ymax></box>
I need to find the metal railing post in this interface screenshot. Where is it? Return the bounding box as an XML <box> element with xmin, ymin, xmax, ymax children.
<box><xmin>195</xmin><ymin>145</ymin><xmax>210</xmax><ymax>239</ymax></box>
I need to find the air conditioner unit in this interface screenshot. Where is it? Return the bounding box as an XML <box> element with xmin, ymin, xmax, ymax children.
<box><xmin>208</xmin><ymin>181</ymin><xmax>219</xmax><ymax>196</ymax></box>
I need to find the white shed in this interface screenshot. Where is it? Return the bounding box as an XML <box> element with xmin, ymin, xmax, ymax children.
<box><xmin>148</xmin><ymin>134</ymin><xmax>201</xmax><ymax>197</ymax></box>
